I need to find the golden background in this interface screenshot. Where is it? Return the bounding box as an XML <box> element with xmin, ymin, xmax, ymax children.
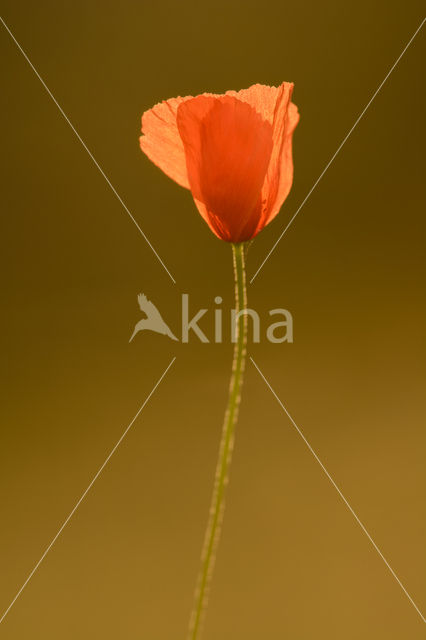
<box><xmin>1</xmin><ymin>1</ymin><xmax>425</xmax><ymax>638</ymax></box>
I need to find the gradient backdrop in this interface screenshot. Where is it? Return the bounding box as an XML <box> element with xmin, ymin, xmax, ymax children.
<box><xmin>1</xmin><ymin>1</ymin><xmax>425</xmax><ymax>638</ymax></box>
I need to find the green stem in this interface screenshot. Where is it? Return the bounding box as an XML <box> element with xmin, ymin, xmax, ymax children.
<box><xmin>187</xmin><ymin>242</ymin><xmax>248</xmax><ymax>640</ymax></box>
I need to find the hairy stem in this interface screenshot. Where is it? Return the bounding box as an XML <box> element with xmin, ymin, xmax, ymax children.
<box><xmin>187</xmin><ymin>242</ymin><xmax>248</xmax><ymax>640</ymax></box>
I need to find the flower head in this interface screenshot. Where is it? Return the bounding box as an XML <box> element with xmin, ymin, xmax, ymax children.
<box><xmin>140</xmin><ymin>82</ymin><xmax>299</xmax><ymax>243</ymax></box>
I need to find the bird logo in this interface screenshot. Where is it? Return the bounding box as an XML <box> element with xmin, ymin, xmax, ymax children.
<box><xmin>129</xmin><ymin>293</ymin><xmax>178</xmax><ymax>343</ymax></box>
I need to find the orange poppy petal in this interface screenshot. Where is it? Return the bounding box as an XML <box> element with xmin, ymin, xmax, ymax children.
<box><xmin>177</xmin><ymin>95</ymin><xmax>274</xmax><ymax>242</ymax></box>
<box><xmin>226</xmin><ymin>82</ymin><xmax>283</xmax><ymax>124</ymax></box>
<box><xmin>261</xmin><ymin>99</ymin><xmax>299</xmax><ymax>229</ymax></box>
<box><xmin>255</xmin><ymin>83</ymin><xmax>294</xmax><ymax>227</ymax></box>
<box><xmin>269</xmin><ymin>101</ymin><xmax>300</xmax><ymax>221</ymax></box>
<box><xmin>226</xmin><ymin>82</ymin><xmax>299</xmax><ymax>234</ymax></box>
<box><xmin>139</xmin><ymin>97</ymin><xmax>190</xmax><ymax>189</ymax></box>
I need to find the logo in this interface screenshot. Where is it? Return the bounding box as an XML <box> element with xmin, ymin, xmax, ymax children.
<box><xmin>129</xmin><ymin>294</ymin><xmax>178</xmax><ymax>342</ymax></box>
<box><xmin>130</xmin><ymin>293</ymin><xmax>293</xmax><ymax>344</ymax></box>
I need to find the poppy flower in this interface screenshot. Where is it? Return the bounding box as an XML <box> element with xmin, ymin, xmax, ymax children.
<box><xmin>140</xmin><ymin>82</ymin><xmax>299</xmax><ymax>243</ymax></box>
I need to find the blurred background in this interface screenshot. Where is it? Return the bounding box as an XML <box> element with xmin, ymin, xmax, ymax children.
<box><xmin>1</xmin><ymin>1</ymin><xmax>425</xmax><ymax>638</ymax></box>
